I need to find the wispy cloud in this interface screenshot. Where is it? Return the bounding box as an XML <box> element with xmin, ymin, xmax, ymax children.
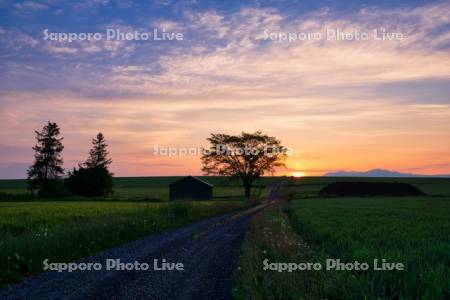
<box><xmin>0</xmin><ymin>1</ymin><xmax>449</xmax><ymax>178</ymax></box>
<box><xmin>77</xmin><ymin>3</ymin><xmax>450</xmax><ymax>99</ymax></box>
<box><xmin>14</xmin><ymin>1</ymin><xmax>47</xmax><ymax>10</ymax></box>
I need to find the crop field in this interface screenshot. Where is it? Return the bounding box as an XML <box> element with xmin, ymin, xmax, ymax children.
<box><xmin>1</xmin><ymin>176</ymin><xmax>449</xmax><ymax>297</ymax></box>
<box><xmin>0</xmin><ymin>176</ymin><xmax>274</xmax><ymax>201</ymax></box>
<box><xmin>234</xmin><ymin>177</ymin><xmax>450</xmax><ymax>299</ymax></box>
<box><xmin>0</xmin><ymin>200</ymin><xmax>246</xmax><ymax>286</ymax></box>
<box><xmin>287</xmin><ymin>197</ymin><xmax>450</xmax><ymax>299</ymax></box>
<box><xmin>0</xmin><ymin>176</ymin><xmax>270</xmax><ymax>285</ymax></box>
<box><xmin>3</xmin><ymin>176</ymin><xmax>449</xmax><ymax>201</ymax></box>
<box><xmin>285</xmin><ymin>176</ymin><xmax>450</xmax><ymax>197</ymax></box>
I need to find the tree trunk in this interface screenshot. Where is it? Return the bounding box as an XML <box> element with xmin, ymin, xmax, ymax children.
<box><xmin>244</xmin><ymin>183</ymin><xmax>252</xmax><ymax>199</ymax></box>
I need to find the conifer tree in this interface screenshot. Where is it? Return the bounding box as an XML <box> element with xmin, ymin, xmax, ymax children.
<box><xmin>84</xmin><ymin>132</ymin><xmax>112</xmax><ymax>169</ymax></box>
<box><xmin>27</xmin><ymin>122</ymin><xmax>64</xmax><ymax>196</ymax></box>
<box><xmin>66</xmin><ymin>132</ymin><xmax>113</xmax><ymax>197</ymax></box>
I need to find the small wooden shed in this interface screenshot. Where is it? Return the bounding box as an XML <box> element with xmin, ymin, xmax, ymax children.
<box><xmin>169</xmin><ymin>176</ymin><xmax>213</xmax><ymax>201</ymax></box>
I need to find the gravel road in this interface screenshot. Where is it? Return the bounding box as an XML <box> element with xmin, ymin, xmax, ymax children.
<box><xmin>0</xmin><ymin>204</ymin><xmax>265</xmax><ymax>300</ymax></box>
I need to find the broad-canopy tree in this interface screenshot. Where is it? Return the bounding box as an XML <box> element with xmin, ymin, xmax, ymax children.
<box><xmin>27</xmin><ymin>122</ymin><xmax>64</xmax><ymax>197</ymax></box>
<box><xmin>201</xmin><ymin>131</ymin><xmax>287</xmax><ymax>198</ymax></box>
<box><xmin>65</xmin><ymin>132</ymin><xmax>113</xmax><ymax>197</ymax></box>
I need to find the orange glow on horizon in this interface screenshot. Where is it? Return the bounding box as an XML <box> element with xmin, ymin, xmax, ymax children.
<box><xmin>291</xmin><ymin>171</ymin><xmax>306</xmax><ymax>178</ymax></box>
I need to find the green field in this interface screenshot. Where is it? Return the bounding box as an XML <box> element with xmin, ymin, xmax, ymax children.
<box><xmin>0</xmin><ymin>176</ymin><xmax>271</xmax><ymax>285</ymax></box>
<box><xmin>1</xmin><ymin>176</ymin><xmax>450</xmax><ymax>297</ymax></box>
<box><xmin>285</xmin><ymin>176</ymin><xmax>450</xmax><ymax>197</ymax></box>
<box><xmin>2</xmin><ymin>176</ymin><xmax>449</xmax><ymax>201</ymax></box>
<box><xmin>234</xmin><ymin>177</ymin><xmax>450</xmax><ymax>300</ymax></box>
<box><xmin>0</xmin><ymin>200</ymin><xmax>246</xmax><ymax>286</ymax></box>
<box><xmin>0</xmin><ymin>176</ymin><xmax>275</xmax><ymax>201</ymax></box>
<box><xmin>287</xmin><ymin>197</ymin><xmax>450</xmax><ymax>299</ymax></box>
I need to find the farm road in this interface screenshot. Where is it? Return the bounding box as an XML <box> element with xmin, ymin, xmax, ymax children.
<box><xmin>0</xmin><ymin>188</ymin><xmax>279</xmax><ymax>300</ymax></box>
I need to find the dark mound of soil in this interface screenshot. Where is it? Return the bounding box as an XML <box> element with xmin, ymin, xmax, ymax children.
<box><xmin>319</xmin><ymin>181</ymin><xmax>426</xmax><ymax>197</ymax></box>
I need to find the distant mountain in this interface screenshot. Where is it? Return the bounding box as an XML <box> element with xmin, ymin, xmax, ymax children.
<box><xmin>325</xmin><ymin>168</ymin><xmax>450</xmax><ymax>177</ymax></box>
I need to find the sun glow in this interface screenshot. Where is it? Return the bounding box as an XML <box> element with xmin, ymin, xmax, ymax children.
<box><xmin>291</xmin><ymin>171</ymin><xmax>305</xmax><ymax>178</ymax></box>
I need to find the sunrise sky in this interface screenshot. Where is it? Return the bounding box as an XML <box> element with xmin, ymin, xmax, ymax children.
<box><xmin>1</xmin><ymin>0</ymin><xmax>450</xmax><ymax>179</ymax></box>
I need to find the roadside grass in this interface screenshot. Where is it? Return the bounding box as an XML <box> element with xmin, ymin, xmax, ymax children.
<box><xmin>234</xmin><ymin>193</ymin><xmax>450</xmax><ymax>299</ymax></box>
<box><xmin>0</xmin><ymin>200</ymin><xmax>246</xmax><ymax>286</ymax></box>
<box><xmin>233</xmin><ymin>201</ymin><xmax>338</xmax><ymax>300</ymax></box>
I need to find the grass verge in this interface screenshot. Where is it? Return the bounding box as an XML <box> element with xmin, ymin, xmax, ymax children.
<box><xmin>232</xmin><ymin>199</ymin><xmax>337</xmax><ymax>299</ymax></box>
<box><xmin>0</xmin><ymin>200</ymin><xmax>245</xmax><ymax>286</ymax></box>
<box><xmin>233</xmin><ymin>194</ymin><xmax>450</xmax><ymax>299</ymax></box>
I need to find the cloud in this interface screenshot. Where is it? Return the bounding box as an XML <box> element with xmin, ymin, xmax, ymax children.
<box><xmin>405</xmin><ymin>162</ymin><xmax>450</xmax><ymax>172</ymax></box>
<box><xmin>14</xmin><ymin>1</ymin><xmax>47</xmax><ymax>10</ymax></box>
<box><xmin>83</xmin><ymin>3</ymin><xmax>450</xmax><ymax>100</ymax></box>
<box><xmin>45</xmin><ymin>45</ymin><xmax>79</xmax><ymax>54</ymax></box>
<box><xmin>186</xmin><ymin>10</ymin><xmax>229</xmax><ymax>38</ymax></box>
<box><xmin>42</xmin><ymin>37</ymin><xmax>135</xmax><ymax>57</ymax></box>
<box><xmin>5</xmin><ymin>2</ymin><xmax>449</xmax><ymax>101</ymax></box>
<box><xmin>1</xmin><ymin>2</ymin><xmax>450</xmax><ymax>177</ymax></box>
<box><xmin>151</xmin><ymin>20</ymin><xmax>184</xmax><ymax>32</ymax></box>
<box><xmin>73</xmin><ymin>0</ymin><xmax>111</xmax><ymax>10</ymax></box>
<box><xmin>0</xmin><ymin>29</ymin><xmax>39</xmax><ymax>54</ymax></box>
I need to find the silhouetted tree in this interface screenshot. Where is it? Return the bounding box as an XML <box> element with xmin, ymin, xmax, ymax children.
<box><xmin>66</xmin><ymin>132</ymin><xmax>113</xmax><ymax>197</ymax></box>
<box><xmin>84</xmin><ymin>132</ymin><xmax>112</xmax><ymax>169</ymax></box>
<box><xmin>201</xmin><ymin>131</ymin><xmax>286</xmax><ymax>198</ymax></box>
<box><xmin>65</xmin><ymin>166</ymin><xmax>113</xmax><ymax>197</ymax></box>
<box><xmin>27</xmin><ymin>122</ymin><xmax>64</xmax><ymax>197</ymax></box>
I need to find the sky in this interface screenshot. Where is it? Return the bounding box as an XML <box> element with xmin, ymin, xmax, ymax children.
<box><xmin>0</xmin><ymin>0</ymin><xmax>450</xmax><ymax>179</ymax></box>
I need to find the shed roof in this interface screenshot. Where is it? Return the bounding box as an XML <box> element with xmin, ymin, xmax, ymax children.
<box><xmin>169</xmin><ymin>176</ymin><xmax>213</xmax><ymax>187</ymax></box>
